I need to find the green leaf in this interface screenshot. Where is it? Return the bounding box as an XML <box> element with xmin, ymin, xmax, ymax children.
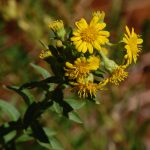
<box><xmin>0</xmin><ymin>99</ymin><xmax>20</xmax><ymax>121</ymax></box>
<box><xmin>38</xmin><ymin>141</ymin><xmax>53</xmax><ymax>149</ymax></box>
<box><xmin>93</xmin><ymin>70</ymin><xmax>104</xmax><ymax>77</ymax></box>
<box><xmin>53</xmin><ymin>102</ymin><xmax>63</xmax><ymax>114</ymax></box>
<box><xmin>16</xmin><ymin>134</ymin><xmax>34</xmax><ymax>143</ymax></box>
<box><xmin>50</xmin><ymin>137</ymin><xmax>64</xmax><ymax>150</ymax></box>
<box><xmin>64</xmin><ymin>98</ymin><xmax>86</xmax><ymax>110</ymax></box>
<box><xmin>43</xmin><ymin>127</ymin><xmax>56</xmax><ymax>137</ymax></box>
<box><xmin>22</xmin><ymin>89</ymin><xmax>34</xmax><ymax>104</ymax></box>
<box><xmin>69</xmin><ymin>112</ymin><xmax>83</xmax><ymax>124</ymax></box>
<box><xmin>30</xmin><ymin>63</ymin><xmax>51</xmax><ymax>78</ymax></box>
<box><xmin>3</xmin><ymin>130</ymin><xmax>16</xmax><ymax>143</ymax></box>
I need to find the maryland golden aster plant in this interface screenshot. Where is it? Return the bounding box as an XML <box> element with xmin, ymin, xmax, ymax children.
<box><xmin>0</xmin><ymin>11</ymin><xmax>143</xmax><ymax>149</ymax></box>
<box><xmin>40</xmin><ymin>11</ymin><xmax>143</xmax><ymax>99</ymax></box>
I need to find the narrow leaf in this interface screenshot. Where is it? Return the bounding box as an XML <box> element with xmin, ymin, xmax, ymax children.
<box><xmin>50</xmin><ymin>137</ymin><xmax>64</xmax><ymax>150</ymax></box>
<box><xmin>69</xmin><ymin>112</ymin><xmax>83</xmax><ymax>124</ymax></box>
<box><xmin>30</xmin><ymin>63</ymin><xmax>51</xmax><ymax>78</ymax></box>
<box><xmin>64</xmin><ymin>98</ymin><xmax>86</xmax><ymax>110</ymax></box>
<box><xmin>0</xmin><ymin>99</ymin><xmax>20</xmax><ymax>121</ymax></box>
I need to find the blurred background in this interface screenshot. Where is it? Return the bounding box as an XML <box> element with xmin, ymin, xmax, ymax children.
<box><xmin>0</xmin><ymin>0</ymin><xmax>150</xmax><ymax>149</ymax></box>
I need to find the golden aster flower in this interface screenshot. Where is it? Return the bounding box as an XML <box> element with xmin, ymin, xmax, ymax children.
<box><xmin>39</xmin><ymin>49</ymin><xmax>52</xmax><ymax>59</ymax></box>
<box><xmin>48</xmin><ymin>20</ymin><xmax>64</xmax><ymax>31</ymax></box>
<box><xmin>65</xmin><ymin>56</ymin><xmax>100</xmax><ymax>81</ymax></box>
<box><xmin>71</xmin><ymin>15</ymin><xmax>110</xmax><ymax>54</ymax></box>
<box><xmin>123</xmin><ymin>26</ymin><xmax>143</xmax><ymax>65</ymax></box>
<box><xmin>73</xmin><ymin>81</ymin><xmax>99</xmax><ymax>98</ymax></box>
<box><xmin>108</xmin><ymin>66</ymin><xmax>128</xmax><ymax>85</ymax></box>
<box><xmin>65</xmin><ymin>57</ymin><xmax>90</xmax><ymax>80</ymax></box>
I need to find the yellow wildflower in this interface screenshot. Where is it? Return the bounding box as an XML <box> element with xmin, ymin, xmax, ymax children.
<box><xmin>108</xmin><ymin>66</ymin><xmax>128</xmax><ymax>85</ymax></box>
<box><xmin>71</xmin><ymin>13</ymin><xmax>110</xmax><ymax>54</ymax></box>
<box><xmin>65</xmin><ymin>56</ymin><xmax>100</xmax><ymax>81</ymax></box>
<box><xmin>73</xmin><ymin>81</ymin><xmax>99</xmax><ymax>98</ymax></box>
<box><xmin>65</xmin><ymin>57</ymin><xmax>90</xmax><ymax>80</ymax></box>
<box><xmin>48</xmin><ymin>20</ymin><xmax>64</xmax><ymax>31</ymax></box>
<box><xmin>123</xmin><ymin>26</ymin><xmax>143</xmax><ymax>65</ymax></box>
<box><xmin>39</xmin><ymin>49</ymin><xmax>52</xmax><ymax>59</ymax></box>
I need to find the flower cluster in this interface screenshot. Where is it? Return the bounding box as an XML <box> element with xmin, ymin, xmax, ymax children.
<box><xmin>39</xmin><ymin>11</ymin><xmax>143</xmax><ymax>99</ymax></box>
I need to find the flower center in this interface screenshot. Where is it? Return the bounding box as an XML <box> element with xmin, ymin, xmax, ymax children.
<box><xmin>77</xmin><ymin>63</ymin><xmax>89</xmax><ymax>75</ymax></box>
<box><xmin>81</xmin><ymin>27</ymin><xmax>97</xmax><ymax>43</ymax></box>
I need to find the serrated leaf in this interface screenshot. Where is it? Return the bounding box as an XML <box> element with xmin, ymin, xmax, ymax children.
<box><xmin>0</xmin><ymin>99</ymin><xmax>20</xmax><ymax>121</ymax></box>
<box><xmin>69</xmin><ymin>112</ymin><xmax>83</xmax><ymax>124</ymax></box>
<box><xmin>30</xmin><ymin>63</ymin><xmax>51</xmax><ymax>78</ymax></box>
<box><xmin>64</xmin><ymin>98</ymin><xmax>86</xmax><ymax>110</ymax></box>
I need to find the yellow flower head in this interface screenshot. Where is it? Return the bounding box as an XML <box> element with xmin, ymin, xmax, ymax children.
<box><xmin>109</xmin><ymin>66</ymin><xmax>128</xmax><ymax>85</ymax></box>
<box><xmin>72</xmin><ymin>81</ymin><xmax>99</xmax><ymax>98</ymax></box>
<box><xmin>65</xmin><ymin>57</ymin><xmax>90</xmax><ymax>80</ymax></box>
<box><xmin>123</xmin><ymin>26</ymin><xmax>143</xmax><ymax>65</ymax></box>
<box><xmin>65</xmin><ymin>56</ymin><xmax>100</xmax><ymax>81</ymax></box>
<box><xmin>39</xmin><ymin>49</ymin><xmax>52</xmax><ymax>59</ymax></box>
<box><xmin>48</xmin><ymin>20</ymin><xmax>64</xmax><ymax>31</ymax></box>
<box><xmin>71</xmin><ymin>13</ymin><xmax>110</xmax><ymax>54</ymax></box>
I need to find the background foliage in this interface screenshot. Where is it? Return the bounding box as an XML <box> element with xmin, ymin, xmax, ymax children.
<box><xmin>0</xmin><ymin>0</ymin><xmax>150</xmax><ymax>149</ymax></box>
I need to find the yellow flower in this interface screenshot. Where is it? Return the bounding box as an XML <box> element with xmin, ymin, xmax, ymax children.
<box><xmin>65</xmin><ymin>56</ymin><xmax>100</xmax><ymax>81</ymax></box>
<box><xmin>65</xmin><ymin>57</ymin><xmax>90</xmax><ymax>80</ymax></box>
<box><xmin>123</xmin><ymin>26</ymin><xmax>143</xmax><ymax>65</ymax></box>
<box><xmin>72</xmin><ymin>81</ymin><xmax>99</xmax><ymax>98</ymax></box>
<box><xmin>108</xmin><ymin>66</ymin><xmax>128</xmax><ymax>85</ymax></box>
<box><xmin>48</xmin><ymin>20</ymin><xmax>64</xmax><ymax>31</ymax></box>
<box><xmin>71</xmin><ymin>14</ymin><xmax>110</xmax><ymax>54</ymax></box>
<box><xmin>39</xmin><ymin>49</ymin><xmax>52</xmax><ymax>59</ymax></box>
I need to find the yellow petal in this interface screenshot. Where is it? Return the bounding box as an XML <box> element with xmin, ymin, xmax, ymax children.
<box><xmin>96</xmin><ymin>23</ymin><xmax>106</xmax><ymax>30</ymax></box>
<box><xmin>125</xmin><ymin>26</ymin><xmax>131</xmax><ymax>36</ymax></box>
<box><xmin>66</xmin><ymin>62</ymin><xmax>74</xmax><ymax>68</ymax></box>
<box><xmin>71</xmin><ymin>36</ymin><xmax>81</xmax><ymax>41</ymax></box>
<box><xmin>90</xmin><ymin>16</ymin><xmax>99</xmax><ymax>26</ymax></box>
<box><xmin>93</xmin><ymin>41</ymin><xmax>101</xmax><ymax>50</ymax></box>
<box><xmin>137</xmin><ymin>38</ymin><xmax>143</xmax><ymax>44</ymax></box>
<box><xmin>75</xmin><ymin>18</ymin><xmax>88</xmax><ymax>30</ymax></box>
<box><xmin>87</xmin><ymin>43</ymin><xmax>93</xmax><ymax>54</ymax></box>
<box><xmin>82</xmin><ymin>42</ymin><xmax>87</xmax><ymax>53</ymax></box>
